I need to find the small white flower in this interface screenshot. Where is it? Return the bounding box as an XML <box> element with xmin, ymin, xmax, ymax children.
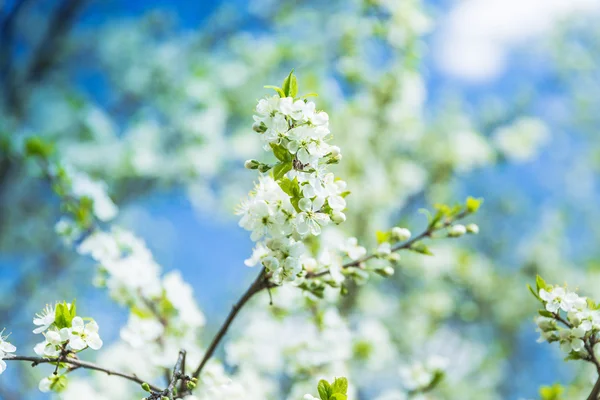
<box><xmin>341</xmin><ymin>237</ymin><xmax>366</xmax><ymax>260</ymax></box>
<box><xmin>296</xmin><ymin>197</ymin><xmax>330</xmax><ymax>236</ymax></box>
<box><xmin>558</xmin><ymin>327</ymin><xmax>586</xmax><ymax>353</ymax></box>
<box><xmin>33</xmin><ymin>304</ymin><xmax>56</xmax><ymax>334</ymax></box>
<box><xmin>539</xmin><ymin>287</ymin><xmax>585</xmax><ymax>313</ymax></box>
<box><xmin>68</xmin><ymin>317</ymin><xmax>103</xmax><ymax>351</ymax></box>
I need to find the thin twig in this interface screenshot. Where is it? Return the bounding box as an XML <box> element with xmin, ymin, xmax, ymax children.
<box><xmin>306</xmin><ymin>210</ymin><xmax>469</xmax><ymax>279</ymax></box>
<box><xmin>7</xmin><ymin>355</ymin><xmax>161</xmax><ymax>392</ymax></box>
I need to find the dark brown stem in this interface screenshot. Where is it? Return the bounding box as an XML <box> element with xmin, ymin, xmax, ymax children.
<box><xmin>7</xmin><ymin>355</ymin><xmax>161</xmax><ymax>392</ymax></box>
<box><xmin>192</xmin><ymin>268</ymin><xmax>268</xmax><ymax>379</ymax></box>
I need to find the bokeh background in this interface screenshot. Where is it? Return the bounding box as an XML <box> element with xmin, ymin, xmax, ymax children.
<box><xmin>1</xmin><ymin>0</ymin><xmax>600</xmax><ymax>399</ymax></box>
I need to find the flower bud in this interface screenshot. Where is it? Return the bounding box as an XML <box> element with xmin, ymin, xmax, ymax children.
<box><xmin>331</xmin><ymin>211</ymin><xmax>346</xmax><ymax>224</ymax></box>
<box><xmin>376</xmin><ymin>242</ymin><xmax>392</xmax><ymax>256</ymax></box>
<box><xmin>466</xmin><ymin>223</ymin><xmax>479</xmax><ymax>234</ymax></box>
<box><xmin>262</xmin><ymin>256</ymin><xmax>279</xmax><ymax>271</ymax></box>
<box><xmin>252</xmin><ymin>121</ymin><xmax>266</xmax><ymax>133</ymax></box>
<box><xmin>244</xmin><ymin>159</ymin><xmax>260</xmax><ymax>170</ymax></box>
<box><xmin>187</xmin><ymin>380</ymin><xmax>197</xmax><ymax>390</ymax></box>
<box><xmin>375</xmin><ymin>266</ymin><xmax>395</xmax><ymax>277</ymax></box>
<box><xmin>141</xmin><ymin>383</ymin><xmax>151</xmax><ymax>392</ymax></box>
<box><xmin>448</xmin><ymin>224</ymin><xmax>466</xmax><ymax>237</ymax></box>
<box><xmin>330</xmin><ymin>146</ymin><xmax>341</xmax><ymax>158</ymax></box>
<box><xmin>391</xmin><ymin>227</ymin><xmax>411</xmax><ymax>241</ymax></box>
<box><xmin>387</xmin><ymin>253</ymin><xmax>401</xmax><ymax>262</ymax></box>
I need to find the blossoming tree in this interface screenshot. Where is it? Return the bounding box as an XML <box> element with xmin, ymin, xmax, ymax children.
<box><xmin>2</xmin><ymin>0</ymin><xmax>600</xmax><ymax>399</ymax></box>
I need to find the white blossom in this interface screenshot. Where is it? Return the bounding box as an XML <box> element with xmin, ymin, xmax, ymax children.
<box><xmin>0</xmin><ymin>332</ymin><xmax>16</xmax><ymax>375</ymax></box>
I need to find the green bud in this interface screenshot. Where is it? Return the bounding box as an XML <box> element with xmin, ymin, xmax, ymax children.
<box><xmin>244</xmin><ymin>159</ymin><xmax>260</xmax><ymax>169</ymax></box>
<box><xmin>141</xmin><ymin>383</ymin><xmax>151</xmax><ymax>392</ymax></box>
<box><xmin>258</xmin><ymin>163</ymin><xmax>272</xmax><ymax>173</ymax></box>
<box><xmin>252</xmin><ymin>121</ymin><xmax>267</xmax><ymax>133</ymax></box>
<box><xmin>187</xmin><ymin>380</ymin><xmax>197</xmax><ymax>390</ymax></box>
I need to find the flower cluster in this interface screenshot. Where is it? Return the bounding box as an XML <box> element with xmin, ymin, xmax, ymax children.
<box><xmin>33</xmin><ymin>302</ymin><xmax>103</xmax><ymax>358</ymax></box>
<box><xmin>533</xmin><ymin>276</ymin><xmax>600</xmax><ymax>356</ymax></box>
<box><xmin>238</xmin><ymin>72</ymin><xmax>348</xmax><ymax>284</ymax></box>
<box><xmin>0</xmin><ymin>331</ymin><xmax>16</xmax><ymax>375</ymax></box>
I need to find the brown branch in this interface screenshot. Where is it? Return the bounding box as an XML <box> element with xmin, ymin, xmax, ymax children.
<box><xmin>165</xmin><ymin>350</ymin><xmax>186</xmax><ymax>399</ymax></box>
<box><xmin>192</xmin><ymin>268</ymin><xmax>268</xmax><ymax>379</ymax></box>
<box><xmin>7</xmin><ymin>355</ymin><xmax>161</xmax><ymax>392</ymax></box>
<box><xmin>306</xmin><ymin>210</ymin><xmax>470</xmax><ymax>279</ymax></box>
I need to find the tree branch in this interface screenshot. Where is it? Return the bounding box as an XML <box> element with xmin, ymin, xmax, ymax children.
<box><xmin>588</xmin><ymin>375</ymin><xmax>600</xmax><ymax>400</ymax></box>
<box><xmin>192</xmin><ymin>267</ymin><xmax>268</xmax><ymax>379</ymax></box>
<box><xmin>7</xmin><ymin>355</ymin><xmax>161</xmax><ymax>392</ymax></box>
<box><xmin>190</xmin><ymin>212</ymin><xmax>472</xmax><ymax>381</ymax></box>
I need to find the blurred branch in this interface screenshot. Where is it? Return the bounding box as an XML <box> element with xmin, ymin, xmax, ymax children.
<box><xmin>7</xmin><ymin>355</ymin><xmax>161</xmax><ymax>392</ymax></box>
<box><xmin>0</xmin><ymin>0</ymin><xmax>32</xmax><ymax>81</ymax></box>
<box><xmin>7</xmin><ymin>0</ymin><xmax>87</xmax><ymax>116</ymax></box>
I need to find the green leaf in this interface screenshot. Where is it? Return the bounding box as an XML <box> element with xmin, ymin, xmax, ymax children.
<box><xmin>527</xmin><ymin>284</ymin><xmax>542</xmax><ymax>301</ymax></box>
<box><xmin>375</xmin><ymin>230</ymin><xmax>391</xmax><ymax>244</ymax></box>
<box><xmin>279</xmin><ymin>177</ymin><xmax>299</xmax><ymax>197</ymax></box>
<box><xmin>564</xmin><ymin>351</ymin><xmax>582</xmax><ymax>361</ymax></box>
<box><xmin>330</xmin><ymin>394</ymin><xmax>347</xmax><ymax>400</ymax></box>
<box><xmin>536</xmin><ymin>275</ymin><xmax>548</xmax><ymax>293</ymax></box>
<box><xmin>538</xmin><ymin>310</ymin><xmax>554</xmax><ymax>318</ymax></box>
<box><xmin>539</xmin><ymin>383</ymin><xmax>564</xmax><ymax>400</ymax></box>
<box><xmin>282</xmin><ymin>69</ymin><xmax>298</xmax><ymax>98</ymax></box>
<box><xmin>54</xmin><ymin>301</ymin><xmax>73</xmax><ymax>329</ymax></box>
<box><xmin>69</xmin><ymin>300</ymin><xmax>77</xmax><ymax>321</ymax></box>
<box><xmin>50</xmin><ymin>375</ymin><xmax>68</xmax><ymax>393</ymax></box>
<box><xmin>300</xmin><ymin>92</ymin><xmax>318</xmax><ymax>99</ymax></box>
<box><xmin>331</xmin><ymin>377</ymin><xmax>348</xmax><ymax>395</ymax></box>
<box><xmin>264</xmin><ymin>85</ymin><xmax>285</xmax><ymax>97</ymax></box>
<box><xmin>465</xmin><ymin>196</ymin><xmax>483</xmax><ymax>213</ymax></box>
<box><xmin>273</xmin><ymin>161</ymin><xmax>293</xmax><ymax>181</ymax></box>
<box><xmin>25</xmin><ymin>136</ymin><xmax>54</xmax><ymax>159</ymax></box>
<box><xmin>317</xmin><ymin>380</ymin><xmax>332</xmax><ymax>400</ymax></box>
<box><xmin>270</xmin><ymin>143</ymin><xmax>292</xmax><ymax>162</ymax></box>
<box><xmin>587</xmin><ymin>298</ymin><xmax>600</xmax><ymax>310</ymax></box>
